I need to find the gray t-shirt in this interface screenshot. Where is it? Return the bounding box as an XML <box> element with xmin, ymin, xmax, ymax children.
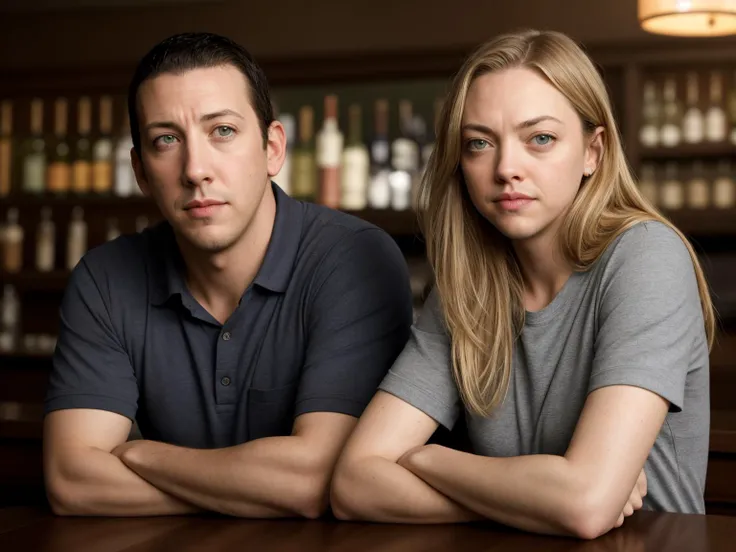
<box><xmin>379</xmin><ymin>221</ymin><xmax>710</xmax><ymax>514</ymax></box>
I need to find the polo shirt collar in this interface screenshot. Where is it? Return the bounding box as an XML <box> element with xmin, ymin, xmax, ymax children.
<box><xmin>149</xmin><ymin>182</ymin><xmax>303</xmax><ymax>306</ymax></box>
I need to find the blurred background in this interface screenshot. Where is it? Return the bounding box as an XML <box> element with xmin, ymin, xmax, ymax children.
<box><xmin>0</xmin><ymin>0</ymin><xmax>735</xmax><ymax>513</ymax></box>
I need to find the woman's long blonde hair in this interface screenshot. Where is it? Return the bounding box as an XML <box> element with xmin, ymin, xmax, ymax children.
<box><xmin>419</xmin><ymin>29</ymin><xmax>716</xmax><ymax>417</ymax></box>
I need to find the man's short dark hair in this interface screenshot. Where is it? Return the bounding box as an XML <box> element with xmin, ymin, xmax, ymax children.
<box><xmin>127</xmin><ymin>32</ymin><xmax>274</xmax><ymax>154</ymax></box>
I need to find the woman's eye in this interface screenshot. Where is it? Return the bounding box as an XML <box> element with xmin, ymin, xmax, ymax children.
<box><xmin>467</xmin><ymin>139</ymin><xmax>489</xmax><ymax>151</ymax></box>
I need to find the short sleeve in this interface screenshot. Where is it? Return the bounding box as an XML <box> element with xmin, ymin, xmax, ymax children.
<box><xmin>588</xmin><ymin>222</ymin><xmax>708</xmax><ymax>412</ymax></box>
<box><xmin>44</xmin><ymin>259</ymin><xmax>139</xmax><ymax>420</ymax></box>
<box><xmin>294</xmin><ymin>228</ymin><xmax>414</xmax><ymax>418</ymax></box>
<box><xmin>378</xmin><ymin>287</ymin><xmax>461</xmax><ymax>430</ymax></box>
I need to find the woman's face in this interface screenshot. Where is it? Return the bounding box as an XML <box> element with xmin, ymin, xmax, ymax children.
<box><xmin>460</xmin><ymin>67</ymin><xmax>602</xmax><ymax>246</ymax></box>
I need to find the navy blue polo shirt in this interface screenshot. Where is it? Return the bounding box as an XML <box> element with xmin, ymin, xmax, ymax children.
<box><xmin>44</xmin><ymin>183</ymin><xmax>414</xmax><ymax>448</ymax></box>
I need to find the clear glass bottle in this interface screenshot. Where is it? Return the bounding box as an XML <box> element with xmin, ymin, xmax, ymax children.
<box><xmin>639</xmin><ymin>80</ymin><xmax>660</xmax><ymax>148</ymax></box>
<box><xmin>660</xmin><ymin>78</ymin><xmax>683</xmax><ymax>148</ymax></box>
<box><xmin>705</xmin><ymin>72</ymin><xmax>727</xmax><ymax>143</ymax></box>
<box><xmin>682</xmin><ymin>72</ymin><xmax>704</xmax><ymax>144</ymax></box>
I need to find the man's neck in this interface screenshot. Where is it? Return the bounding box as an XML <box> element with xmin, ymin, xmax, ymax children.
<box><xmin>177</xmin><ymin>187</ymin><xmax>277</xmax><ymax>324</ymax></box>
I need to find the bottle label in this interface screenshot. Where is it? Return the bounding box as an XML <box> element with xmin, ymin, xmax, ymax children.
<box><xmin>660</xmin><ymin>125</ymin><xmax>681</xmax><ymax>148</ymax></box>
<box><xmin>713</xmin><ymin>179</ymin><xmax>735</xmax><ymax>208</ymax></box>
<box><xmin>389</xmin><ymin>169</ymin><xmax>412</xmax><ymax>211</ymax></box>
<box><xmin>371</xmin><ymin>141</ymin><xmax>389</xmax><ymax>165</ymax></box>
<box><xmin>368</xmin><ymin>170</ymin><xmax>391</xmax><ymax>209</ymax></box>
<box><xmin>24</xmin><ymin>154</ymin><xmax>46</xmax><ymax>193</ymax></box>
<box><xmin>706</xmin><ymin>110</ymin><xmax>727</xmax><ymax>142</ymax></box>
<box><xmin>682</xmin><ymin>112</ymin><xmax>704</xmax><ymax>144</ymax></box>
<box><xmin>93</xmin><ymin>161</ymin><xmax>112</xmax><ymax>193</ymax></box>
<box><xmin>342</xmin><ymin>147</ymin><xmax>369</xmax><ymax>207</ymax></box>
<box><xmin>316</xmin><ymin>131</ymin><xmax>343</xmax><ymax>168</ymax></box>
<box><xmin>72</xmin><ymin>161</ymin><xmax>92</xmax><ymax>193</ymax></box>
<box><xmin>48</xmin><ymin>162</ymin><xmax>71</xmax><ymax>193</ymax></box>
<box><xmin>687</xmin><ymin>180</ymin><xmax>710</xmax><ymax>209</ymax></box>
<box><xmin>292</xmin><ymin>153</ymin><xmax>316</xmax><ymax>198</ymax></box>
<box><xmin>392</xmin><ymin>139</ymin><xmax>419</xmax><ymax>172</ymax></box>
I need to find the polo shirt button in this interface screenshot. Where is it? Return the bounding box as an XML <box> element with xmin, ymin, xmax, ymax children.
<box><xmin>222</xmin><ymin>331</ymin><xmax>231</xmax><ymax>341</ymax></box>
<box><xmin>221</xmin><ymin>376</ymin><xmax>231</xmax><ymax>386</ymax></box>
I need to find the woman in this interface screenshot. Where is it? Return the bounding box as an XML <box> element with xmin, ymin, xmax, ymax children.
<box><xmin>330</xmin><ymin>29</ymin><xmax>714</xmax><ymax>540</ymax></box>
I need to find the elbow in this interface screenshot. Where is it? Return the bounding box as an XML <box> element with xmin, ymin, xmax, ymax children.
<box><xmin>563</xmin><ymin>491</ymin><xmax>622</xmax><ymax>540</ymax></box>
<box><xmin>291</xmin><ymin>469</ymin><xmax>331</xmax><ymax>520</ymax></box>
<box><xmin>45</xmin><ymin>477</ymin><xmax>86</xmax><ymax>517</ymax></box>
<box><xmin>295</xmin><ymin>484</ymin><xmax>330</xmax><ymax>520</ymax></box>
<box><xmin>329</xmin><ymin>460</ymin><xmax>368</xmax><ymax>521</ymax></box>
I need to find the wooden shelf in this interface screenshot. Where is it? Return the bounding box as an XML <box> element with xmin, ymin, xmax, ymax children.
<box><xmin>0</xmin><ymin>270</ymin><xmax>69</xmax><ymax>292</ymax></box>
<box><xmin>664</xmin><ymin>208</ymin><xmax>736</xmax><ymax>237</ymax></box>
<box><xmin>343</xmin><ymin>208</ymin><xmax>421</xmax><ymax>237</ymax></box>
<box><xmin>639</xmin><ymin>143</ymin><xmax>736</xmax><ymax>162</ymax></box>
<box><xmin>1</xmin><ymin>194</ymin><xmax>154</xmax><ymax>209</ymax></box>
<box><xmin>0</xmin><ymin>195</ymin><xmax>422</xmax><ymax>237</ymax></box>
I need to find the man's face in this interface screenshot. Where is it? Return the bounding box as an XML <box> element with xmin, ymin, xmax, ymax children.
<box><xmin>133</xmin><ymin>65</ymin><xmax>284</xmax><ymax>254</ymax></box>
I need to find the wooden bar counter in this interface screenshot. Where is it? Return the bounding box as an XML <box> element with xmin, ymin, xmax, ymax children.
<box><xmin>1</xmin><ymin>507</ymin><xmax>735</xmax><ymax>551</ymax></box>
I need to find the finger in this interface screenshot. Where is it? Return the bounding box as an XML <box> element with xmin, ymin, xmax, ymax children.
<box><xmin>615</xmin><ymin>512</ymin><xmax>624</xmax><ymax>527</ymax></box>
<box><xmin>632</xmin><ymin>494</ymin><xmax>643</xmax><ymax>511</ymax></box>
<box><xmin>623</xmin><ymin>502</ymin><xmax>634</xmax><ymax>517</ymax></box>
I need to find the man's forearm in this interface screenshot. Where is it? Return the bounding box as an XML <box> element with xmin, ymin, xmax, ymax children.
<box><xmin>331</xmin><ymin>455</ymin><xmax>481</xmax><ymax>524</ymax></box>
<box><xmin>402</xmin><ymin>445</ymin><xmax>614</xmax><ymax>538</ymax></box>
<box><xmin>117</xmin><ymin>436</ymin><xmax>334</xmax><ymax>518</ymax></box>
<box><xmin>47</xmin><ymin>446</ymin><xmax>199</xmax><ymax>517</ymax></box>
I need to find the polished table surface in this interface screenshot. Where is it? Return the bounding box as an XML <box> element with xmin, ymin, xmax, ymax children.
<box><xmin>2</xmin><ymin>507</ymin><xmax>736</xmax><ymax>551</ymax></box>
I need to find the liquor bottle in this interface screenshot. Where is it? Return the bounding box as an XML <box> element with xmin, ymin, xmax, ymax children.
<box><xmin>47</xmin><ymin>97</ymin><xmax>71</xmax><ymax>195</ymax></box>
<box><xmin>367</xmin><ymin>99</ymin><xmax>391</xmax><ymax>209</ymax></box>
<box><xmin>92</xmin><ymin>96</ymin><xmax>114</xmax><ymax>194</ymax></box>
<box><xmin>114</xmin><ymin>113</ymin><xmax>136</xmax><ymax>197</ymax></box>
<box><xmin>713</xmin><ymin>160</ymin><xmax>735</xmax><ymax>209</ymax></box>
<box><xmin>660</xmin><ymin>162</ymin><xmax>684</xmax><ymax>210</ymax></box>
<box><xmin>705</xmin><ymin>72</ymin><xmax>727</xmax><ymax>143</ymax></box>
<box><xmin>0</xmin><ymin>101</ymin><xmax>12</xmax><ymax>198</ymax></box>
<box><xmin>0</xmin><ymin>285</ymin><xmax>19</xmax><ymax>353</ymax></box>
<box><xmin>66</xmin><ymin>206</ymin><xmax>87</xmax><ymax>270</ymax></box>
<box><xmin>639</xmin><ymin>81</ymin><xmax>660</xmax><ymax>148</ymax></box>
<box><xmin>660</xmin><ymin>78</ymin><xmax>682</xmax><ymax>148</ymax></box>
<box><xmin>316</xmin><ymin>95</ymin><xmax>344</xmax><ymax>208</ymax></box>
<box><xmin>2</xmin><ymin>207</ymin><xmax>23</xmax><ymax>273</ymax></box>
<box><xmin>275</xmin><ymin>113</ymin><xmax>295</xmax><ymax>196</ymax></box>
<box><xmin>72</xmin><ymin>97</ymin><xmax>93</xmax><ymax>194</ymax></box>
<box><xmin>638</xmin><ymin>164</ymin><xmax>659</xmax><ymax>206</ymax></box>
<box><xmin>340</xmin><ymin>104</ymin><xmax>369</xmax><ymax>210</ymax></box>
<box><xmin>291</xmin><ymin>106</ymin><xmax>316</xmax><ymax>201</ymax></box>
<box><xmin>682</xmin><ymin>73</ymin><xmax>704</xmax><ymax>144</ymax></box>
<box><xmin>21</xmin><ymin>99</ymin><xmax>46</xmax><ymax>194</ymax></box>
<box><xmin>389</xmin><ymin>100</ymin><xmax>419</xmax><ymax>211</ymax></box>
<box><xmin>686</xmin><ymin>161</ymin><xmax>709</xmax><ymax>209</ymax></box>
<box><xmin>36</xmin><ymin>207</ymin><xmax>56</xmax><ymax>272</ymax></box>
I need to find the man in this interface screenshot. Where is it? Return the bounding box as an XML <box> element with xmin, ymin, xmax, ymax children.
<box><xmin>43</xmin><ymin>32</ymin><xmax>413</xmax><ymax>518</ymax></box>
